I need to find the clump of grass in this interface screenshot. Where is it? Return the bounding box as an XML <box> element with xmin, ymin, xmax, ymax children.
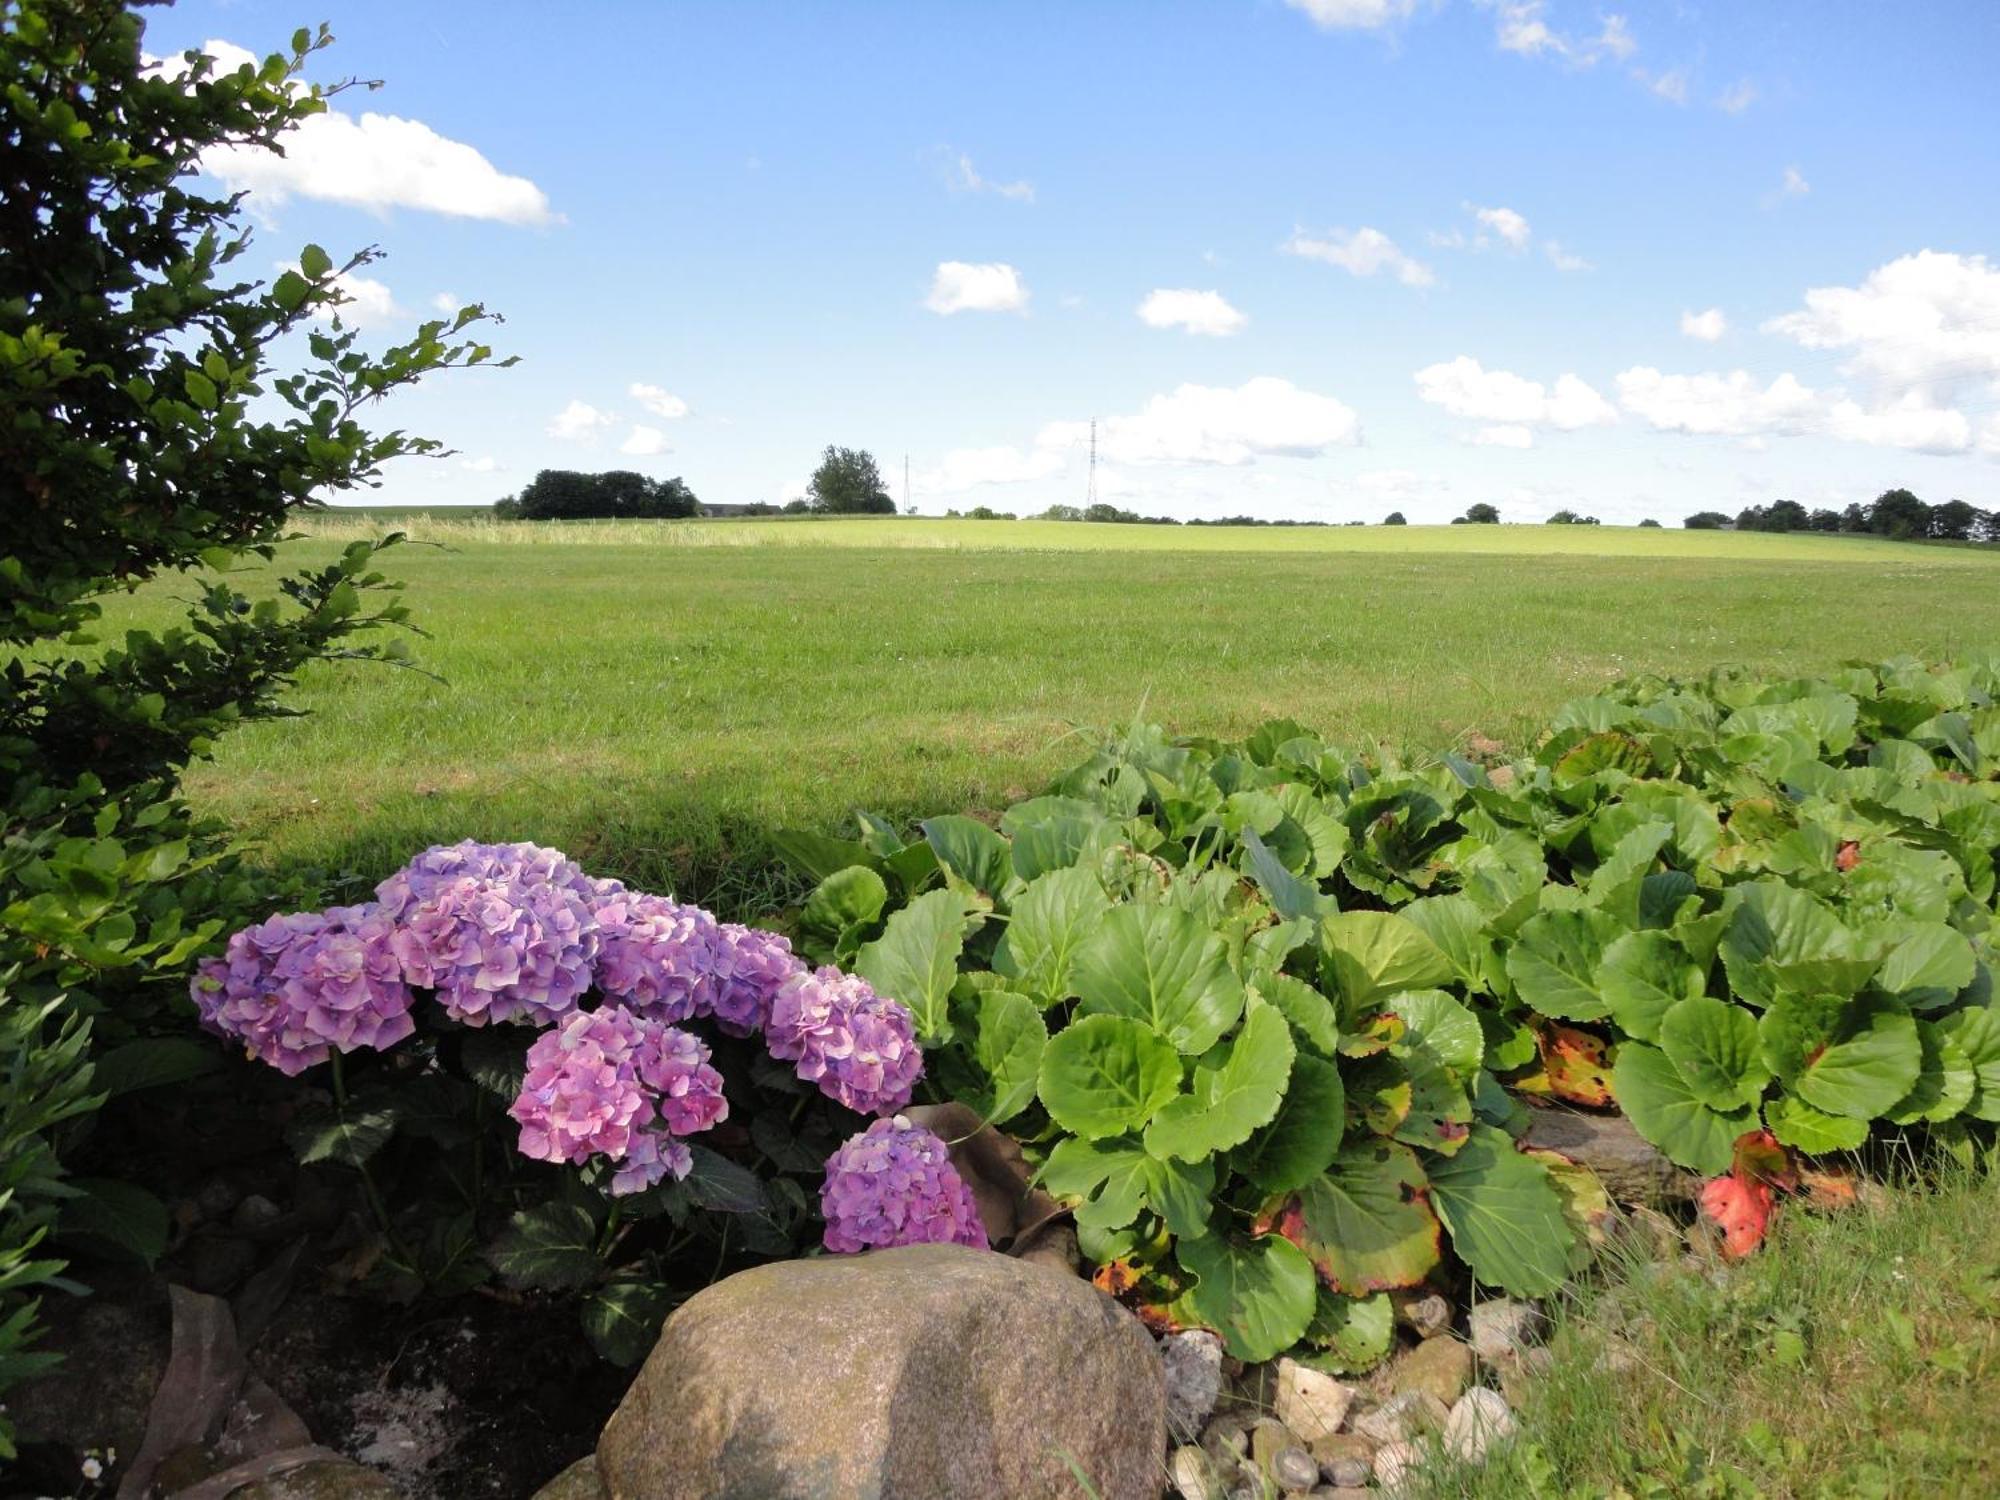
<box><xmin>1418</xmin><ymin>1158</ymin><xmax>1999</xmax><ymax>1499</ymax></box>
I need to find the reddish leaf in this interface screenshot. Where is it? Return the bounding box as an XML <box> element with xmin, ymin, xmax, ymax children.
<box><xmin>1535</xmin><ymin>1023</ymin><xmax>1616</xmax><ymax>1108</ymax></box>
<box><xmin>1698</xmin><ymin>1173</ymin><xmax>1774</xmax><ymax>1259</ymax></box>
<box><xmin>1835</xmin><ymin>840</ymin><xmax>1861</xmax><ymax>873</ymax></box>
<box><xmin>1730</xmin><ymin>1129</ymin><xmax>1799</xmax><ymax>1193</ymax></box>
<box><xmin>1798</xmin><ymin>1165</ymin><xmax>1859</xmax><ymax>1210</ymax></box>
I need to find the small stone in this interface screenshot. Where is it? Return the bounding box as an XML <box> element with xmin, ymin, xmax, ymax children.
<box><xmin>186</xmin><ymin>1234</ymin><xmax>258</xmax><ymax>1295</ymax></box>
<box><xmin>1394</xmin><ymin>1291</ymin><xmax>1452</xmax><ymax>1340</ymax></box>
<box><xmin>1373</xmin><ymin>1439</ymin><xmax>1425</xmax><ymax>1493</ymax></box>
<box><xmin>1249</xmin><ymin>1416</ymin><xmax>1298</xmax><ymax>1470</ymax></box>
<box><xmin>230</xmin><ymin>1193</ymin><xmax>282</xmax><ymax>1233</ymax></box>
<box><xmin>1444</xmin><ymin>1388</ymin><xmax>1518</xmax><ymax>1464</ymax></box>
<box><xmin>1171</xmin><ymin>1443</ymin><xmax>1225</xmax><ymax>1500</ymax></box>
<box><xmin>1202</xmin><ymin>1412</ymin><xmax>1250</xmax><ymax>1462</ymax></box>
<box><xmin>1163</xmin><ymin>1330</ymin><xmax>1227</xmax><ymax>1441</ymax></box>
<box><xmin>1271</xmin><ymin>1445</ymin><xmax>1319</xmax><ymax>1492</ymax></box>
<box><xmin>1353</xmin><ymin>1391</ymin><xmax>1448</xmax><ymax>1447</ymax></box>
<box><xmin>196</xmin><ymin>1175</ymin><xmax>242</xmax><ymax>1220</ymax></box>
<box><xmin>1385</xmin><ymin>1335</ymin><xmax>1474</xmax><ymax>1406</ymax></box>
<box><xmin>1468</xmin><ymin>1299</ymin><xmax>1545</xmax><ymax>1362</ymax></box>
<box><xmin>1323</xmin><ymin>1453</ymin><xmax>1371</xmax><ymax>1489</ymax></box>
<box><xmin>1308</xmin><ymin>1431</ymin><xmax>1373</xmax><ymax>1477</ymax></box>
<box><xmin>1273</xmin><ymin>1358</ymin><xmax>1357</xmax><ymax>1444</ymax></box>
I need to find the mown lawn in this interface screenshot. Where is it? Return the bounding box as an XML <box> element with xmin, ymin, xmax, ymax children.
<box><xmin>105</xmin><ymin>518</ymin><xmax>2000</xmax><ymax>914</ymax></box>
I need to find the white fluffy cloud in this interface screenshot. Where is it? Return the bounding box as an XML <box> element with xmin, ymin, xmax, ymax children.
<box><xmin>458</xmin><ymin>455</ymin><xmax>502</xmax><ymax>474</ymax></box>
<box><xmin>1474</xmin><ymin>205</ymin><xmax>1532</xmax><ymax>250</ymax></box>
<box><xmin>1039</xmin><ymin>377</ymin><xmax>1361</xmax><ymax>467</ymax></box>
<box><xmin>1680</xmin><ymin>308</ymin><xmax>1728</xmax><ymax>342</ymax></box>
<box><xmin>281</xmin><ymin>263</ymin><xmax>401</xmax><ymax>328</ymax></box>
<box><xmin>1470</xmin><ymin>425</ymin><xmax>1536</xmax><ymax>448</ymax></box>
<box><xmin>1283</xmin><ymin>0</ymin><xmax>1421</xmax><ymax>29</ymax></box>
<box><xmin>1283</xmin><ymin>227</ymin><xmax>1434</xmax><ymax>287</ymax></box>
<box><xmin>1414</xmin><ymin>356</ymin><xmax>1617</xmax><ymax>434</ymax></box>
<box><xmin>1136</xmin><ymin>288</ymin><xmax>1248</xmax><ymax>336</ymax></box>
<box><xmin>1771</xmin><ymin>165</ymin><xmax>1810</xmax><ymax>202</ymax></box>
<box><xmin>922</xmin><ymin>446</ymin><xmax>1067</xmax><ymax>492</ymax></box>
<box><xmin>1763</xmin><ymin>251</ymin><xmax>2000</xmax><ymax>400</ymax></box>
<box><xmin>925</xmin><ymin>261</ymin><xmax>1030</xmax><ymax>315</ymax></box>
<box><xmin>619</xmin><ymin>426</ymin><xmax>671</xmax><ymax>457</ymax></box>
<box><xmin>1543</xmin><ymin>240</ymin><xmax>1592</xmax><ymax>273</ymax></box>
<box><xmin>629</xmin><ymin>383</ymin><xmax>691</xmax><ymax>419</ymax></box>
<box><xmin>1615</xmin><ymin>368</ymin><xmax>1821</xmax><ymax>438</ymax></box>
<box><xmin>431</xmin><ymin>291</ymin><xmax>463</xmax><ymax>316</ymax></box>
<box><xmin>941</xmin><ymin>151</ymin><xmax>1034</xmax><ymax>203</ymax></box>
<box><xmin>1716</xmin><ymin>79</ymin><xmax>1758</xmax><ymax>114</ymax></box>
<box><xmin>1484</xmin><ymin>3</ymin><xmax>1635</xmax><ymax>65</ymax></box>
<box><xmin>182</xmin><ymin>41</ymin><xmax>554</xmax><ymax>225</ymax></box>
<box><xmin>547</xmin><ymin>400</ymin><xmax>616</xmax><ymax>443</ymax></box>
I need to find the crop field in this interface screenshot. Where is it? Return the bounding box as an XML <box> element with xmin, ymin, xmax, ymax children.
<box><xmin>115</xmin><ymin>516</ymin><xmax>2000</xmax><ymax>914</ymax></box>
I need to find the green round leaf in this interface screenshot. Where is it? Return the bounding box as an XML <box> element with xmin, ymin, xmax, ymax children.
<box><xmin>1658</xmin><ymin>996</ymin><xmax>1769</xmax><ymax>1111</ymax></box>
<box><xmin>1040</xmin><ymin>1136</ymin><xmax>1215</xmax><ymax>1239</ymax></box>
<box><xmin>1319</xmin><ymin>910</ymin><xmax>1454</xmax><ymax>1012</ymax></box>
<box><xmin>1504</xmin><ymin>910</ymin><xmax>1613</xmax><ymax>1022</ymax></box>
<box><xmin>1611</xmin><ymin>1042</ymin><xmax>1755</xmax><ymax>1175</ymax></box>
<box><xmin>1425</xmin><ymin>1124</ymin><xmax>1576</xmax><ymax>1297</ymax></box>
<box><xmin>1760</xmin><ymin>994</ymin><xmax>1920</xmax><ymax>1120</ymax></box>
<box><xmin>1074</xmin><ymin>903</ymin><xmax>1244</xmax><ymax>1054</ymax></box>
<box><xmin>1175</xmin><ymin>1232</ymin><xmax>1318</xmax><ymax>1363</ymax></box>
<box><xmin>1884</xmin><ymin>1019</ymin><xmax>1976</xmax><ymax>1126</ymax></box>
<box><xmin>1387</xmin><ymin>989</ymin><xmax>1484</xmax><ymax>1074</ymax></box>
<box><xmin>1764</xmin><ymin>1093</ymin><xmax>1868</xmax><ymax>1154</ymax></box>
<box><xmin>1300</xmin><ymin>1288</ymin><xmax>1394</xmax><ymax>1374</ymax></box>
<box><xmin>1272</xmin><ymin>1140</ymin><xmax>1441</xmax><ymax>1295</ymax></box>
<box><xmin>1236</xmin><ymin>1052</ymin><xmax>1347</xmax><ymax>1194</ymax></box>
<box><xmin>1600</xmin><ymin>929</ymin><xmax>1705</xmax><ymax>1044</ymax></box>
<box><xmin>993</xmin><ymin>865</ymin><xmax>1112</xmax><ymax>1006</ymax></box>
<box><xmin>854</xmin><ymin>887</ymin><xmax>972</xmax><ymax>1043</ymax></box>
<box><xmin>937</xmin><ymin>988</ymin><xmax>1047</xmax><ymax>1125</ymax></box>
<box><xmin>1036</xmin><ymin>1013</ymin><xmax>1182</xmax><ymax>1140</ymax></box>
<box><xmin>1145</xmin><ymin>1002</ymin><xmax>1295</xmax><ymax>1162</ymax></box>
<box><xmin>1935</xmin><ymin>1006</ymin><xmax>2000</xmax><ymax>1123</ymax></box>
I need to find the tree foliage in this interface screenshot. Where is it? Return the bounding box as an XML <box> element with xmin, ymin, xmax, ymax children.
<box><xmin>806</xmin><ymin>445</ymin><xmax>895</xmax><ymax>514</ymax></box>
<box><xmin>501</xmin><ymin>469</ymin><xmax>698</xmax><ymax>520</ymax></box>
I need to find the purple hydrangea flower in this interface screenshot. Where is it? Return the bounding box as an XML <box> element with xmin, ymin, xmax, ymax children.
<box><xmin>386</xmin><ymin>871</ymin><xmax>599</xmax><ymax>1028</ymax></box>
<box><xmin>592</xmin><ymin>891</ymin><xmax>718</xmax><ymax>1024</ymax></box>
<box><xmin>820</xmin><ymin>1117</ymin><xmax>988</xmax><ymax>1254</ymax></box>
<box><xmin>705</xmin><ymin>922</ymin><xmax>806</xmax><ymax>1037</ymax></box>
<box><xmin>189</xmin><ymin>904</ymin><xmax>415</xmax><ymax>1076</ymax></box>
<box><xmin>374</xmin><ymin>839</ymin><xmax>599</xmax><ymax>917</ymax></box>
<box><xmin>765</xmin><ymin>965</ymin><xmax>923</xmax><ymax>1116</ymax></box>
<box><xmin>509</xmin><ymin>1005</ymin><xmax>726</xmax><ymax>1196</ymax></box>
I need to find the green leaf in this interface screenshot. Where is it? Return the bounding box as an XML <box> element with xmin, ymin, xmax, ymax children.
<box><xmin>1403</xmin><ymin>893</ymin><xmax>1499</xmax><ymax>993</ymax></box>
<box><xmin>1257</xmin><ymin>974</ymin><xmax>1341</xmax><ymax>1057</ymax></box>
<box><xmin>1658</xmin><ymin>996</ymin><xmax>1769</xmax><ymax>1111</ymax></box>
<box><xmin>1176</xmin><ymin>1232</ymin><xmax>1318</xmax><ymax>1363</ymax></box>
<box><xmin>183</xmin><ymin>369</ymin><xmax>218</xmax><ymax>408</ymax></box>
<box><xmin>1935</xmin><ymin>1007</ymin><xmax>2000</xmax><ymax>1123</ymax></box>
<box><xmin>1387</xmin><ymin>989</ymin><xmax>1484</xmax><ymax>1074</ymax></box>
<box><xmin>1759</xmin><ymin>993</ymin><xmax>1920</xmax><ymax>1120</ymax></box>
<box><xmin>300</xmin><ymin>243</ymin><xmax>333</xmax><ymax>279</ymax></box>
<box><xmin>459</xmin><ymin>1026</ymin><xmax>533</xmax><ymax>1098</ymax></box>
<box><xmin>1300</xmin><ymin>1288</ymin><xmax>1394</xmax><ymax>1374</ymax></box>
<box><xmin>993</xmin><ymin>865</ymin><xmax>1110</xmax><ymax>1006</ymax></box>
<box><xmin>1144</xmin><ymin>1002</ymin><xmax>1295</xmax><ymax>1162</ymax></box>
<box><xmin>271</xmin><ymin>268</ymin><xmax>311</xmax><ymax>311</ymax></box>
<box><xmin>286</xmin><ymin>1102</ymin><xmax>398</xmax><ymax>1167</ymax></box>
<box><xmin>682</xmin><ymin>1145</ymin><xmax>766</xmax><ymax>1213</ymax></box>
<box><xmin>802</xmin><ymin>866</ymin><xmax>887</xmax><ymax>950</ymax></box>
<box><xmin>1319</xmin><ymin>911</ymin><xmax>1454</xmax><ymax>1011</ymax></box>
<box><xmin>1719</xmin><ymin>881</ymin><xmax>1876</xmax><ymax>1006</ymax></box>
<box><xmin>582</xmin><ymin>1278</ymin><xmax>672</xmax><ymax>1366</ymax></box>
<box><xmin>1425</xmin><ymin>1124</ymin><xmax>1575</xmax><ymax>1297</ymax></box>
<box><xmin>1037</xmin><ymin>1014</ymin><xmax>1183</xmax><ymax>1140</ymax></box>
<box><xmin>1074</xmin><ymin>903</ymin><xmax>1244</xmax><ymax>1055</ymax></box>
<box><xmin>1883</xmin><ymin>1019</ymin><xmax>1976</xmax><ymax>1126</ymax></box>
<box><xmin>770</xmin><ymin>829</ymin><xmax>882</xmax><ymax>883</ymax></box>
<box><xmin>1600</xmin><ymin>930</ymin><xmax>1705</xmax><ymax>1044</ymax></box>
<box><xmin>1241</xmin><ymin>826</ymin><xmax>1333</xmax><ymax>921</ymax></box>
<box><xmin>921</xmin><ymin>814</ymin><xmax>1013</xmax><ymax>898</ymax></box>
<box><xmin>855</xmin><ymin>887</ymin><xmax>971</xmax><ymax>1043</ymax></box>
<box><xmin>91</xmin><ymin>1036</ymin><xmax>221</xmax><ymax>1096</ymax></box>
<box><xmin>943</xmin><ymin>988</ymin><xmax>1047</xmax><ymax>1125</ymax></box>
<box><xmin>1552</xmin><ymin>730</ymin><xmax>1652</xmax><ymax>785</ymax></box>
<box><xmin>1236</xmin><ymin>1052</ymin><xmax>1347</xmax><ymax>1194</ymax></box>
<box><xmin>1611</xmin><ymin>1042</ymin><xmax>1755</xmax><ymax>1175</ymax></box>
<box><xmin>1040</xmin><ymin>1136</ymin><xmax>1214</xmax><ymax>1239</ymax></box>
<box><xmin>1276</xmin><ymin>1140</ymin><xmax>1441</xmax><ymax>1295</ymax></box>
<box><xmin>1764</xmin><ymin>1094</ymin><xmax>1868</xmax><ymax>1154</ymax></box>
<box><xmin>58</xmin><ymin>1178</ymin><xmax>169</xmax><ymax>1266</ymax></box>
<box><xmin>488</xmin><ymin>1202</ymin><xmax>602</xmax><ymax>1291</ymax></box>
<box><xmin>1505</xmin><ymin>910</ymin><xmax>1614</xmax><ymax>1022</ymax></box>
<box><xmin>1874</xmin><ymin>923</ymin><xmax>1975</xmax><ymax>1009</ymax></box>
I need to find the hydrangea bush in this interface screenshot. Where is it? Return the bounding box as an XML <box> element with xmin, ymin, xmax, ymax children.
<box><xmin>192</xmin><ymin>840</ymin><xmax>981</xmax><ymax>1364</ymax></box>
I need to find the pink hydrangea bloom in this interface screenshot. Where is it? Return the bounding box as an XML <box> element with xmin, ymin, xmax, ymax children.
<box><xmin>374</xmin><ymin>839</ymin><xmax>599</xmax><ymax>917</ymax></box>
<box><xmin>592</xmin><ymin>892</ymin><xmax>718</xmax><ymax>1024</ymax></box>
<box><xmin>765</xmin><ymin>965</ymin><xmax>923</xmax><ymax>1116</ymax></box>
<box><xmin>820</xmin><ymin>1117</ymin><xmax>988</xmax><ymax>1254</ymax></box>
<box><xmin>509</xmin><ymin>1005</ymin><xmax>726</xmax><ymax>1196</ymax></box>
<box><xmin>189</xmin><ymin>904</ymin><xmax>415</xmax><ymax>1076</ymax></box>
<box><xmin>385</xmin><ymin>871</ymin><xmax>599</xmax><ymax>1028</ymax></box>
<box><xmin>705</xmin><ymin>922</ymin><xmax>806</xmax><ymax>1036</ymax></box>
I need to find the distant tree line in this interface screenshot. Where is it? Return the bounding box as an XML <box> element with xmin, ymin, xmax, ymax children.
<box><xmin>1684</xmin><ymin>489</ymin><xmax>1997</xmax><ymax>541</ymax></box>
<box><xmin>496</xmin><ymin>469</ymin><xmax>699</xmax><ymax>520</ymax></box>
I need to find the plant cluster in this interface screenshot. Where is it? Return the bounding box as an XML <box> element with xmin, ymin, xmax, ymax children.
<box><xmin>191</xmin><ymin>840</ymin><xmax>976</xmax><ymax>1362</ymax></box>
<box><xmin>779</xmin><ymin>655</ymin><xmax>1998</xmax><ymax>1366</ymax></box>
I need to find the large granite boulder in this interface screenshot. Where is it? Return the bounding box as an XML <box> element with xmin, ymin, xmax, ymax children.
<box><xmin>596</xmin><ymin>1244</ymin><xmax>1165</xmax><ymax>1500</ymax></box>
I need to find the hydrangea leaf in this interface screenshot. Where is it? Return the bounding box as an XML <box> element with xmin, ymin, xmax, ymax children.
<box><xmin>1759</xmin><ymin>993</ymin><xmax>1920</xmax><ymax>1120</ymax></box>
<box><xmin>488</xmin><ymin>1202</ymin><xmax>602</xmax><ymax>1291</ymax></box>
<box><xmin>1074</xmin><ymin>902</ymin><xmax>1244</xmax><ymax>1055</ymax></box>
<box><xmin>1599</xmin><ymin>929</ymin><xmax>1705</xmax><ymax>1044</ymax></box>
<box><xmin>1504</xmin><ymin>909</ymin><xmax>1616</xmax><ymax>1022</ymax></box>
<box><xmin>286</xmin><ymin>1101</ymin><xmax>399</xmax><ymax>1168</ymax></box>
<box><xmin>993</xmin><ymin>865</ymin><xmax>1111</xmax><ymax>1007</ymax></box>
<box><xmin>1235</xmin><ymin>1051</ymin><xmax>1346</xmax><ymax>1193</ymax></box>
<box><xmin>1611</xmin><ymin>1042</ymin><xmax>1755</xmax><ymax>1175</ymax></box>
<box><xmin>1145</xmin><ymin>1002</ymin><xmax>1295</xmax><ymax>1162</ymax></box>
<box><xmin>855</xmin><ymin>887</ymin><xmax>972</xmax><ymax>1043</ymax></box>
<box><xmin>1425</xmin><ymin>1124</ymin><xmax>1576</xmax><ymax>1296</ymax></box>
<box><xmin>1935</xmin><ymin>1007</ymin><xmax>2000</xmax><ymax>1123</ymax></box>
<box><xmin>1037</xmin><ymin>1013</ymin><xmax>1182</xmax><ymax>1140</ymax></box>
<box><xmin>1319</xmin><ymin>910</ymin><xmax>1455</xmax><ymax>1014</ymax></box>
<box><xmin>1175</xmin><ymin>1231</ymin><xmax>1318</xmax><ymax>1363</ymax></box>
<box><xmin>1659</xmin><ymin>995</ymin><xmax>1770</xmax><ymax>1112</ymax></box>
<box><xmin>1883</xmin><ymin>1019</ymin><xmax>1976</xmax><ymax>1126</ymax></box>
<box><xmin>1387</xmin><ymin>989</ymin><xmax>1484</xmax><ymax>1075</ymax></box>
<box><xmin>582</xmin><ymin>1278</ymin><xmax>672</xmax><ymax>1366</ymax></box>
<box><xmin>1764</xmin><ymin>1093</ymin><xmax>1869</xmax><ymax>1154</ymax></box>
<box><xmin>1267</xmin><ymin>1139</ymin><xmax>1441</xmax><ymax>1295</ymax></box>
<box><xmin>1299</xmin><ymin>1288</ymin><xmax>1394</xmax><ymax>1374</ymax></box>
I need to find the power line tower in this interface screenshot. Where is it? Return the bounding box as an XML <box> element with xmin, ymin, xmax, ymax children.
<box><xmin>903</xmin><ymin>453</ymin><xmax>910</xmax><ymax>514</ymax></box>
<box><xmin>1084</xmin><ymin>419</ymin><xmax>1098</xmax><ymax>508</ymax></box>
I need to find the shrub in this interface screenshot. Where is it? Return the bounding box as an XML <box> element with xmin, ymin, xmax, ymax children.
<box><xmin>780</xmin><ymin>656</ymin><xmax>2000</xmax><ymax>1364</ymax></box>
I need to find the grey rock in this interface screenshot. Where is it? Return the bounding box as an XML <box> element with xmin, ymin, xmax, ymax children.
<box><xmin>1444</xmin><ymin>1388</ymin><xmax>1518</xmax><ymax>1464</ymax></box>
<box><xmin>1384</xmin><ymin>1335</ymin><xmax>1473</xmax><ymax>1406</ymax></box>
<box><xmin>1520</xmin><ymin>1109</ymin><xmax>1696</xmax><ymax>1204</ymax></box>
<box><xmin>230</xmin><ymin>1194</ymin><xmax>283</xmax><ymax>1233</ymax></box>
<box><xmin>196</xmin><ymin>1176</ymin><xmax>243</xmax><ymax>1221</ymax></box>
<box><xmin>1394</xmin><ymin>1291</ymin><xmax>1452</xmax><ymax>1340</ymax></box>
<box><xmin>8</xmin><ymin>1288</ymin><xmax>169</xmax><ymax>1466</ymax></box>
<box><xmin>1273</xmin><ymin>1358</ymin><xmax>1355</xmax><ymax>1444</ymax></box>
<box><xmin>1323</xmin><ymin>1452</ymin><xmax>1371</xmax><ymax>1488</ymax></box>
<box><xmin>1271</xmin><ymin>1444</ymin><xmax>1319</xmax><ymax>1492</ymax></box>
<box><xmin>1373</xmin><ymin>1439</ymin><xmax>1425</xmax><ymax>1493</ymax></box>
<box><xmin>1162</xmin><ymin>1330</ymin><xmax>1226</xmax><ymax>1441</ymax></box>
<box><xmin>1202</xmin><ymin>1412</ymin><xmax>1250</xmax><ymax>1461</ymax></box>
<box><xmin>1249</xmin><ymin>1416</ymin><xmax>1297</xmax><ymax>1470</ymax></box>
<box><xmin>1468</xmin><ymin>1298</ymin><xmax>1545</xmax><ymax>1363</ymax></box>
<box><xmin>1353</xmin><ymin>1391</ymin><xmax>1448</xmax><ymax>1447</ymax></box>
<box><xmin>595</xmin><ymin>1243</ymin><xmax>1164</xmax><ymax>1500</ymax></box>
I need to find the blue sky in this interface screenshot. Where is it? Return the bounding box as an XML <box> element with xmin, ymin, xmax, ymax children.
<box><xmin>149</xmin><ymin>1</ymin><xmax>2000</xmax><ymax>524</ymax></box>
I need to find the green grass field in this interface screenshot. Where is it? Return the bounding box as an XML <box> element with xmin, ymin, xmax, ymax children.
<box><xmin>126</xmin><ymin>516</ymin><xmax>2000</xmax><ymax>914</ymax></box>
